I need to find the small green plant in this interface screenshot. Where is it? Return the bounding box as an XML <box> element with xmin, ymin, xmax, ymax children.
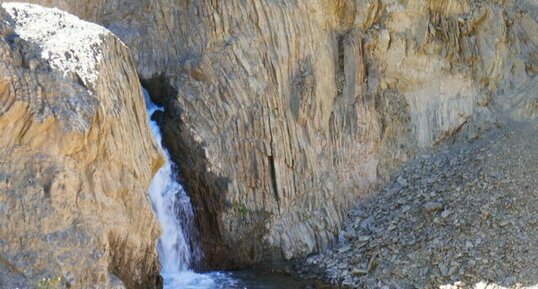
<box><xmin>238</xmin><ymin>205</ymin><xmax>248</xmax><ymax>217</ymax></box>
<box><xmin>232</xmin><ymin>203</ymin><xmax>249</xmax><ymax>217</ymax></box>
<box><xmin>36</xmin><ymin>277</ymin><xmax>63</xmax><ymax>289</ymax></box>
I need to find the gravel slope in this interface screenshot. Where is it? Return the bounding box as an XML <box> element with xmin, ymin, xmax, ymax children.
<box><xmin>301</xmin><ymin>122</ymin><xmax>538</xmax><ymax>289</ymax></box>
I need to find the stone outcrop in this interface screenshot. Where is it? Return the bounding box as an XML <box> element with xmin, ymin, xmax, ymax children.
<box><xmin>17</xmin><ymin>0</ymin><xmax>538</xmax><ymax>269</ymax></box>
<box><xmin>0</xmin><ymin>3</ymin><xmax>162</xmax><ymax>288</ymax></box>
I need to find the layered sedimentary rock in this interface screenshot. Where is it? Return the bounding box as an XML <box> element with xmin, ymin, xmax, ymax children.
<box><xmin>0</xmin><ymin>3</ymin><xmax>162</xmax><ymax>288</ymax></box>
<box><xmin>22</xmin><ymin>0</ymin><xmax>538</xmax><ymax>269</ymax></box>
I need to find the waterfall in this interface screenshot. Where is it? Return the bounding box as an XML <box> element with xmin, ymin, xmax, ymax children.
<box><xmin>143</xmin><ymin>89</ymin><xmax>222</xmax><ymax>289</ymax></box>
<box><xmin>143</xmin><ymin>88</ymin><xmax>315</xmax><ymax>289</ymax></box>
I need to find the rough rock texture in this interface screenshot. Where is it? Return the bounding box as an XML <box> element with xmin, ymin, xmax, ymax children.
<box><xmin>0</xmin><ymin>257</ymin><xmax>29</xmax><ymax>289</ymax></box>
<box><xmin>301</xmin><ymin>122</ymin><xmax>538</xmax><ymax>289</ymax></box>
<box><xmin>20</xmin><ymin>0</ymin><xmax>538</xmax><ymax>269</ymax></box>
<box><xmin>0</xmin><ymin>3</ymin><xmax>162</xmax><ymax>288</ymax></box>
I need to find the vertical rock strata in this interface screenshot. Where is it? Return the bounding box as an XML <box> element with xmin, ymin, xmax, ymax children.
<box><xmin>14</xmin><ymin>0</ymin><xmax>538</xmax><ymax>269</ymax></box>
<box><xmin>0</xmin><ymin>3</ymin><xmax>162</xmax><ymax>288</ymax></box>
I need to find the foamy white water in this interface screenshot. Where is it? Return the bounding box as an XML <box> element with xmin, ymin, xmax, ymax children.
<box><xmin>143</xmin><ymin>89</ymin><xmax>233</xmax><ymax>289</ymax></box>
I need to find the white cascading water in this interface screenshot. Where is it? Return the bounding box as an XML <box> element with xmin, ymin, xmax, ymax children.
<box><xmin>144</xmin><ymin>89</ymin><xmax>228</xmax><ymax>289</ymax></box>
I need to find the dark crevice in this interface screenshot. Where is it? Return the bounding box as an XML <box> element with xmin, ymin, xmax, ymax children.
<box><xmin>142</xmin><ymin>83</ymin><xmax>232</xmax><ymax>270</ymax></box>
<box><xmin>140</xmin><ymin>74</ymin><xmax>169</xmax><ymax>106</ymax></box>
<box><xmin>158</xmin><ymin>97</ymin><xmax>237</xmax><ymax>271</ymax></box>
<box><xmin>268</xmin><ymin>155</ymin><xmax>280</xmax><ymax>204</ymax></box>
<box><xmin>141</xmin><ymin>75</ymin><xmax>239</xmax><ymax>270</ymax></box>
<box><xmin>140</xmin><ymin>70</ymin><xmax>272</xmax><ymax>269</ymax></box>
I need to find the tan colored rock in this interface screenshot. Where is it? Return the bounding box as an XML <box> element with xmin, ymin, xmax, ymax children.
<box><xmin>0</xmin><ymin>3</ymin><xmax>162</xmax><ymax>289</ymax></box>
<box><xmin>19</xmin><ymin>0</ymin><xmax>538</xmax><ymax>269</ymax></box>
<box><xmin>157</xmin><ymin>0</ymin><xmax>537</xmax><ymax>267</ymax></box>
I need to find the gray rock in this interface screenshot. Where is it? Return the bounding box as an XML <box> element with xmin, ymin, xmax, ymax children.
<box><xmin>424</xmin><ymin>202</ymin><xmax>444</xmax><ymax>212</ymax></box>
<box><xmin>352</xmin><ymin>269</ymin><xmax>368</xmax><ymax>276</ymax></box>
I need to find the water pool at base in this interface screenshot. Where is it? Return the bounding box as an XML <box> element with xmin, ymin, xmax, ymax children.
<box><xmin>162</xmin><ymin>269</ymin><xmax>335</xmax><ymax>289</ymax></box>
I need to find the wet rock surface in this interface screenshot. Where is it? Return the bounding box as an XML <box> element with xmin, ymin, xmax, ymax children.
<box><xmin>300</xmin><ymin>122</ymin><xmax>538</xmax><ymax>289</ymax></box>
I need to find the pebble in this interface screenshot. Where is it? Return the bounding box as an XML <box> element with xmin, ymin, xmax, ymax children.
<box><xmin>338</xmin><ymin>245</ymin><xmax>351</xmax><ymax>253</ymax></box>
<box><xmin>352</xmin><ymin>269</ymin><xmax>368</xmax><ymax>276</ymax></box>
<box><xmin>424</xmin><ymin>201</ymin><xmax>443</xmax><ymax>212</ymax></box>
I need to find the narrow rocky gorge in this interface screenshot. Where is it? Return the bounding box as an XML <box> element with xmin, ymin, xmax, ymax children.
<box><xmin>0</xmin><ymin>0</ymin><xmax>536</xmax><ymax>288</ymax></box>
<box><xmin>19</xmin><ymin>0</ymin><xmax>536</xmax><ymax>269</ymax></box>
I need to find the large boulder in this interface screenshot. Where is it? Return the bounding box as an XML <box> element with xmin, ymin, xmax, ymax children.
<box><xmin>0</xmin><ymin>3</ymin><xmax>162</xmax><ymax>288</ymax></box>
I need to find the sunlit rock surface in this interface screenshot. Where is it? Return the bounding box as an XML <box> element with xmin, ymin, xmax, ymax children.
<box><xmin>0</xmin><ymin>3</ymin><xmax>163</xmax><ymax>288</ymax></box>
<box><xmin>13</xmin><ymin>0</ymin><xmax>538</xmax><ymax>269</ymax></box>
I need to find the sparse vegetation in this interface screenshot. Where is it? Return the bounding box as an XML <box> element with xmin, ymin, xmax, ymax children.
<box><xmin>36</xmin><ymin>277</ymin><xmax>63</xmax><ymax>289</ymax></box>
<box><xmin>233</xmin><ymin>203</ymin><xmax>249</xmax><ymax>217</ymax></box>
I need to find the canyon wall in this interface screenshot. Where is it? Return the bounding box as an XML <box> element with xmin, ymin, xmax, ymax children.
<box><xmin>10</xmin><ymin>0</ymin><xmax>538</xmax><ymax>269</ymax></box>
<box><xmin>0</xmin><ymin>3</ymin><xmax>163</xmax><ymax>288</ymax></box>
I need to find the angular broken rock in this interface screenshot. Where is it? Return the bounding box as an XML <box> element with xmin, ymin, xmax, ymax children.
<box><xmin>424</xmin><ymin>201</ymin><xmax>444</xmax><ymax>212</ymax></box>
<box><xmin>352</xmin><ymin>269</ymin><xmax>369</xmax><ymax>276</ymax></box>
<box><xmin>367</xmin><ymin>256</ymin><xmax>378</xmax><ymax>272</ymax></box>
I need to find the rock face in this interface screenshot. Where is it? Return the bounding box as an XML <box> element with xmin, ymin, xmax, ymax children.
<box><xmin>0</xmin><ymin>3</ymin><xmax>162</xmax><ymax>288</ymax></box>
<box><xmin>21</xmin><ymin>0</ymin><xmax>538</xmax><ymax>269</ymax></box>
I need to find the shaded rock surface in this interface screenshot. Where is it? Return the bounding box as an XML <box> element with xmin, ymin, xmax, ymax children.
<box><xmin>0</xmin><ymin>256</ymin><xmax>29</xmax><ymax>289</ymax></box>
<box><xmin>19</xmin><ymin>0</ymin><xmax>538</xmax><ymax>269</ymax></box>
<box><xmin>0</xmin><ymin>3</ymin><xmax>162</xmax><ymax>289</ymax></box>
<box><xmin>300</xmin><ymin>121</ymin><xmax>538</xmax><ymax>289</ymax></box>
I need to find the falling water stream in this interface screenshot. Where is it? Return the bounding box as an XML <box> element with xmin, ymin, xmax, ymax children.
<box><xmin>143</xmin><ymin>88</ymin><xmax>335</xmax><ymax>289</ymax></box>
<box><xmin>144</xmin><ymin>89</ymin><xmax>237</xmax><ymax>289</ymax></box>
